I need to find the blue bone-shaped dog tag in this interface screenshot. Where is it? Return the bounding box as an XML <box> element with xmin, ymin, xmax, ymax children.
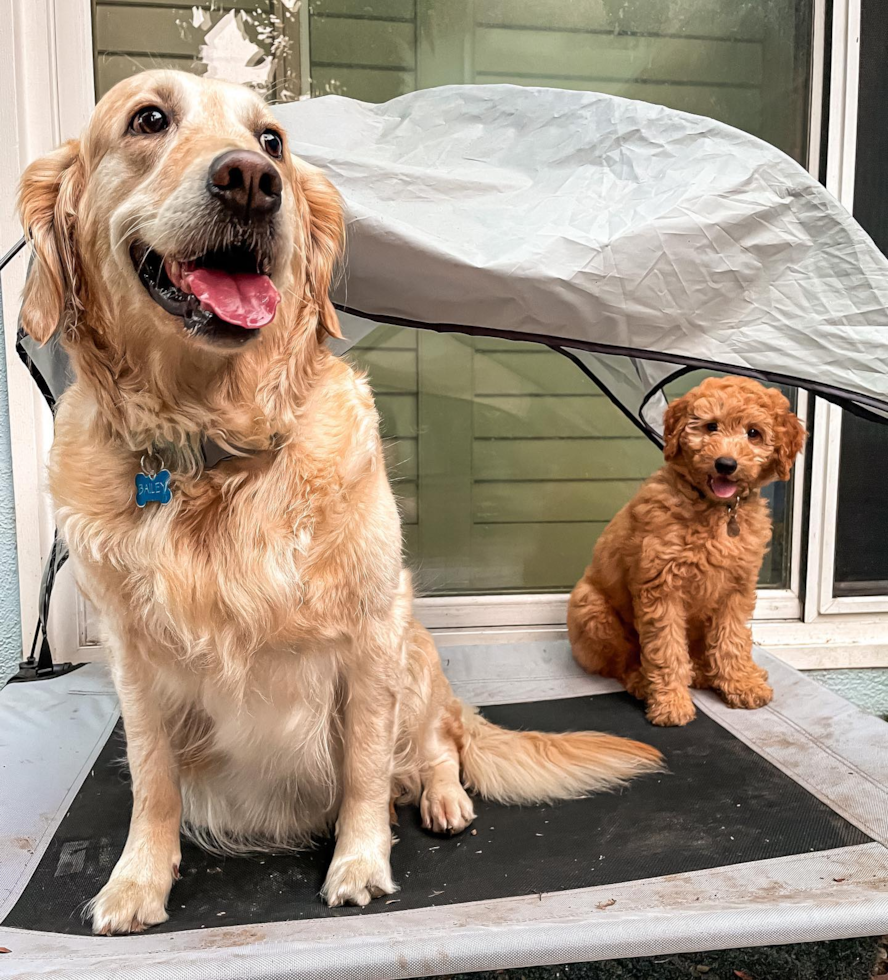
<box><xmin>135</xmin><ymin>469</ymin><xmax>172</xmax><ymax>508</ymax></box>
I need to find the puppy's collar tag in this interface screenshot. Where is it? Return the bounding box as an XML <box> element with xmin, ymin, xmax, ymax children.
<box><xmin>135</xmin><ymin>453</ymin><xmax>172</xmax><ymax>508</ymax></box>
<box><xmin>726</xmin><ymin>499</ymin><xmax>740</xmax><ymax>537</ymax></box>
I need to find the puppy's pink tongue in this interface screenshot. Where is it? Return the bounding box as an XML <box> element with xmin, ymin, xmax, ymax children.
<box><xmin>183</xmin><ymin>268</ymin><xmax>280</xmax><ymax>329</ymax></box>
<box><xmin>711</xmin><ymin>476</ymin><xmax>737</xmax><ymax>499</ymax></box>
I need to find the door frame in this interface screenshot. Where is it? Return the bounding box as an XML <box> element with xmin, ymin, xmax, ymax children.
<box><xmin>803</xmin><ymin>0</ymin><xmax>888</xmax><ymax>619</ymax></box>
<box><xmin>0</xmin><ymin>0</ymin><xmax>95</xmax><ymax>658</ymax></box>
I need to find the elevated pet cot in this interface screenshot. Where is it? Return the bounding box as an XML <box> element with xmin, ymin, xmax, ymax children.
<box><xmin>1</xmin><ymin>86</ymin><xmax>887</xmax><ymax>979</ymax></box>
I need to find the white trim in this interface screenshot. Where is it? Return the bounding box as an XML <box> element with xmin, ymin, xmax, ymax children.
<box><xmin>752</xmin><ymin>617</ymin><xmax>888</xmax><ymax>669</ymax></box>
<box><xmin>0</xmin><ymin>0</ymin><xmax>94</xmax><ymax>656</ymax></box>
<box><xmin>81</xmin><ymin>602</ymin><xmax>885</xmax><ymax>671</ymax></box>
<box><xmin>416</xmin><ymin>593</ymin><xmax>567</xmax><ymax>629</ymax></box>
<box><xmin>810</xmin><ymin>398</ymin><xmax>845</xmax><ymax>615</ymax></box>
<box><xmin>298</xmin><ymin>0</ymin><xmax>311</xmax><ymax>99</ymax></box>
<box><xmin>825</xmin><ymin>0</ymin><xmax>860</xmax><ymax>210</ymax></box>
<box><xmin>54</xmin><ymin>0</ymin><xmax>96</xmax><ymax>132</ymax></box>
<box><xmin>803</xmin><ymin>396</ymin><xmax>832</xmax><ymax>623</ymax></box>
<box><xmin>428</xmin><ymin>620</ymin><xmax>888</xmax><ymax>670</ymax></box>
<box><xmin>416</xmin><ymin>586</ymin><xmax>801</xmax><ymax>631</ymax></box>
<box><xmin>806</xmin><ymin>0</ymin><xmax>828</xmax><ymax>179</ymax></box>
<box><xmin>823</xmin><ymin>594</ymin><xmax>888</xmax><ymax>615</ymax></box>
<box><xmin>751</xmin><ymin>589</ymin><xmax>802</xmax><ymax>621</ymax></box>
<box><xmin>0</xmin><ymin>0</ymin><xmax>95</xmax><ymax>660</ymax></box>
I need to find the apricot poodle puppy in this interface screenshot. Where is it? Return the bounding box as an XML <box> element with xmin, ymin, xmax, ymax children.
<box><xmin>568</xmin><ymin>376</ymin><xmax>806</xmax><ymax>727</ymax></box>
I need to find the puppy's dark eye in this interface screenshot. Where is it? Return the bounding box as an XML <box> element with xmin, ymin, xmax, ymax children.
<box><xmin>259</xmin><ymin>129</ymin><xmax>283</xmax><ymax>159</ymax></box>
<box><xmin>748</xmin><ymin>427</ymin><xmax>762</xmax><ymax>440</ymax></box>
<box><xmin>706</xmin><ymin>422</ymin><xmax>719</xmax><ymax>432</ymax></box>
<box><xmin>130</xmin><ymin>107</ymin><xmax>169</xmax><ymax>135</ymax></box>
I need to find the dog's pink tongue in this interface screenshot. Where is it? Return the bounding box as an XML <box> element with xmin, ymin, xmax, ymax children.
<box><xmin>183</xmin><ymin>268</ymin><xmax>280</xmax><ymax>329</ymax></box>
<box><xmin>711</xmin><ymin>476</ymin><xmax>737</xmax><ymax>499</ymax></box>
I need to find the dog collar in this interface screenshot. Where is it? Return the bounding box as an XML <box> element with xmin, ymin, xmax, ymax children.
<box><xmin>675</xmin><ymin>472</ymin><xmax>748</xmax><ymax>536</ymax></box>
<box><xmin>135</xmin><ymin>436</ymin><xmax>260</xmax><ymax>507</ymax></box>
<box><xmin>725</xmin><ymin>496</ymin><xmax>741</xmax><ymax>537</ymax></box>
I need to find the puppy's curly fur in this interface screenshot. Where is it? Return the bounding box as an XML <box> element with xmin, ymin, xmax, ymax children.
<box><xmin>568</xmin><ymin>376</ymin><xmax>806</xmax><ymax>727</ymax></box>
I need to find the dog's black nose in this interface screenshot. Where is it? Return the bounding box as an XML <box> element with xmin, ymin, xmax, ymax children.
<box><xmin>208</xmin><ymin>150</ymin><xmax>282</xmax><ymax>219</ymax></box>
<box><xmin>715</xmin><ymin>456</ymin><xmax>738</xmax><ymax>475</ymax></box>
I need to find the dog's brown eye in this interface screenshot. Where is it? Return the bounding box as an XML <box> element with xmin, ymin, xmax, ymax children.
<box><xmin>706</xmin><ymin>422</ymin><xmax>718</xmax><ymax>432</ymax></box>
<box><xmin>130</xmin><ymin>107</ymin><xmax>169</xmax><ymax>135</ymax></box>
<box><xmin>259</xmin><ymin>130</ymin><xmax>283</xmax><ymax>159</ymax></box>
<box><xmin>748</xmin><ymin>427</ymin><xmax>761</xmax><ymax>440</ymax></box>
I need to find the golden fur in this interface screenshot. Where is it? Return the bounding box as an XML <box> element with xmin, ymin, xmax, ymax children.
<box><xmin>18</xmin><ymin>70</ymin><xmax>662</xmax><ymax>935</ymax></box>
<box><xmin>568</xmin><ymin>376</ymin><xmax>806</xmax><ymax>727</ymax></box>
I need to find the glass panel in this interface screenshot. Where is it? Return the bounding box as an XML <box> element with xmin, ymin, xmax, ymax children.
<box><xmin>91</xmin><ymin>0</ymin><xmax>816</xmax><ymax>595</ymax></box>
<box><xmin>308</xmin><ymin>0</ymin><xmax>814</xmax><ymax>161</ymax></box>
<box><xmin>348</xmin><ymin>326</ymin><xmax>662</xmax><ymax>595</ymax></box>
<box><xmin>833</xmin><ymin>412</ymin><xmax>888</xmax><ymax>597</ymax></box>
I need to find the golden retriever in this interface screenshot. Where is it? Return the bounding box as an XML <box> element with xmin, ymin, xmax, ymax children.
<box><xmin>18</xmin><ymin>70</ymin><xmax>662</xmax><ymax>935</ymax></box>
<box><xmin>568</xmin><ymin>376</ymin><xmax>805</xmax><ymax>727</ymax></box>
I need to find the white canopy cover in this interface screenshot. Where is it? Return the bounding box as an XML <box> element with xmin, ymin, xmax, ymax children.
<box><xmin>276</xmin><ymin>84</ymin><xmax>888</xmax><ymax>433</ymax></box>
<box><xmin>18</xmin><ymin>84</ymin><xmax>888</xmax><ymax>436</ymax></box>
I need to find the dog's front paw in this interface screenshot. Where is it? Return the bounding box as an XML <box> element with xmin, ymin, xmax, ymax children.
<box><xmin>421</xmin><ymin>783</ymin><xmax>476</xmax><ymax>835</ymax></box>
<box><xmin>322</xmin><ymin>851</ymin><xmax>398</xmax><ymax>907</ymax></box>
<box><xmin>88</xmin><ymin>872</ymin><xmax>173</xmax><ymax>935</ymax></box>
<box><xmin>646</xmin><ymin>690</ymin><xmax>696</xmax><ymax>727</ymax></box>
<box><xmin>720</xmin><ymin>681</ymin><xmax>773</xmax><ymax>710</ymax></box>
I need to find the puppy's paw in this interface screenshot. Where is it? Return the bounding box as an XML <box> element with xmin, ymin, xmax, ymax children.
<box><xmin>322</xmin><ymin>850</ymin><xmax>397</xmax><ymax>908</ymax></box>
<box><xmin>88</xmin><ymin>873</ymin><xmax>172</xmax><ymax>935</ymax></box>
<box><xmin>646</xmin><ymin>691</ymin><xmax>696</xmax><ymax>727</ymax></box>
<box><xmin>720</xmin><ymin>681</ymin><xmax>774</xmax><ymax>710</ymax></box>
<box><xmin>623</xmin><ymin>670</ymin><xmax>648</xmax><ymax>700</ymax></box>
<box><xmin>421</xmin><ymin>783</ymin><xmax>476</xmax><ymax>835</ymax></box>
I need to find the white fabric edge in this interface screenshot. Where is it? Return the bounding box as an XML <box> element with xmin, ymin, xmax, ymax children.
<box><xmin>0</xmin><ymin>665</ymin><xmax>120</xmax><ymax>920</ymax></box>
<box><xmin>2</xmin><ymin>842</ymin><xmax>885</xmax><ymax>980</ymax></box>
<box><xmin>441</xmin><ymin>640</ymin><xmax>625</xmax><ymax>704</ymax></box>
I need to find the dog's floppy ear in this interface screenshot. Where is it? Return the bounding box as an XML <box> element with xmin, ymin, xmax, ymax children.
<box><xmin>662</xmin><ymin>392</ymin><xmax>692</xmax><ymax>461</ymax></box>
<box><xmin>17</xmin><ymin>140</ymin><xmax>84</xmax><ymax>344</ymax></box>
<box><xmin>299</xmin><ymin>166</ymin><xmax>344</xmax><ymax>340</ymax></box>
<box><xmin>773</xmin><ymin>406</ymin><xmax>806</xmax><ymax>481</ymax></box>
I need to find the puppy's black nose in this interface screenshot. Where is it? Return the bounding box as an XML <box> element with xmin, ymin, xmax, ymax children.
<box><xmin>208</xmin><ymin>150</ymin><xmax>282</xmax><ymax>219</ymax></box>
<box><xmin>715</xmin><ymin>456</ymin><xmax>738</xmax><ymax>475</ymax></box>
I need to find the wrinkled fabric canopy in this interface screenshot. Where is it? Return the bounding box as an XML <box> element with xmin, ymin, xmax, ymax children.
<box><xmin>275</xmin><ymin>84</ymin><xmax>888</xmax><ymax>433</ymax></box>
<box><xmin>16</xmin><ymin>84</ymin><xmax>888</xmax><ymax>436</ymax></box>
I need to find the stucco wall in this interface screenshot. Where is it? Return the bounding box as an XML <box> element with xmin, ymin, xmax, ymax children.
<box><xmin>0</xmin><ymin>283</ymin><xmax>22</xmax><ymax>683</ymax></box>
<box><xmin>807</xmin><ymin>668</ymin><xmax>888</xmax><ymax>719</ymax></box>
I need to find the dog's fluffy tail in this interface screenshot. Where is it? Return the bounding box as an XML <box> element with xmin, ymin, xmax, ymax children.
<box><xmin>458</xmin><ymin>705</ymin><xmax>663</xmax><ymax>805</ymax></box>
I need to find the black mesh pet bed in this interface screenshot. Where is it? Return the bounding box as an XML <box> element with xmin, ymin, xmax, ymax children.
<box><xmin>1</xmin><ymin>642</ymin><xmax>886</xmax><ymax>980</ymax></box>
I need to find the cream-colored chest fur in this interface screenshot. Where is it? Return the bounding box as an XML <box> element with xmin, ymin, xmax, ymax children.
<box><xmin>51</xmin><ymin>366</ymin><xmax>402</xmax><ymax>670</ymax></box>
<box><xmin>146</xmin><ymin>646</ymin><xmax>347</xmax><ymax>847</ymax></box>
